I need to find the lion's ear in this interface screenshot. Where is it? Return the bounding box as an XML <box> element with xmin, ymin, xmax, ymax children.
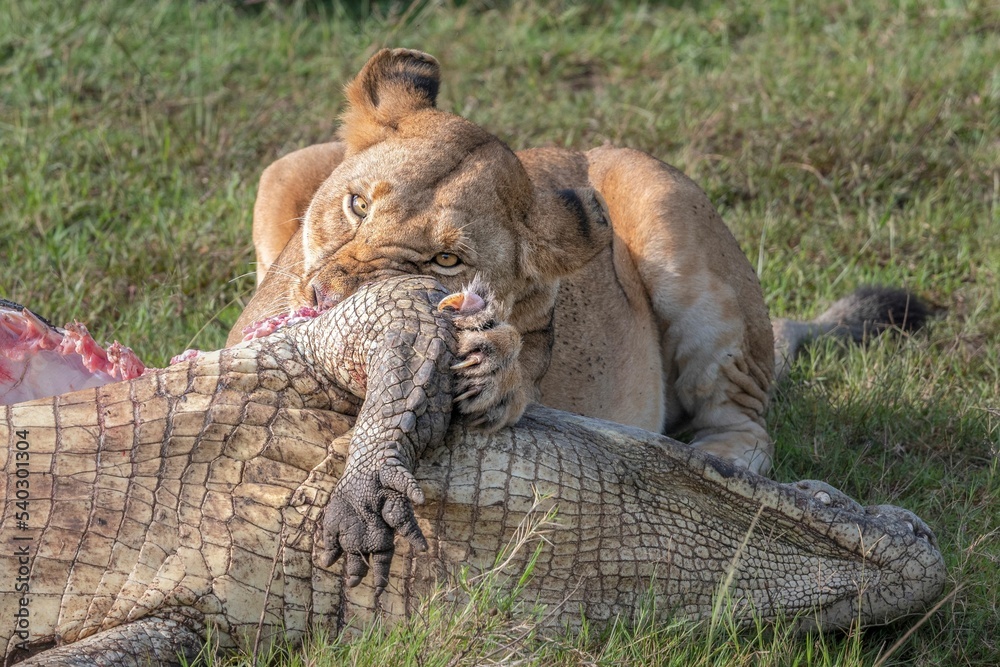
<box><xmin>522</xmin><ymin>187</ymin><xmax>613</xmax><ymax>279</ymax></box>
<box><xmin>339</xmin><ymin>48</ymin><xmax>440</xmax><ymax>153</ymax></box>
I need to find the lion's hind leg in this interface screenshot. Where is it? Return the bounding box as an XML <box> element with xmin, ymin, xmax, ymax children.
<box><xmin>661</xmin><ymin>281</ymin><xmax>774</xmax><ymax>473</ymax></box>
<box><xmin>587</xmin><ymin>146</ymin><xmax>775</xmax><ymax>474</ymax></box>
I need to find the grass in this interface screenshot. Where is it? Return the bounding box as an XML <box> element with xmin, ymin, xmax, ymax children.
<box><xmin>1</xmin><ymin>0</ymin><xmax>998</xmax><ymax>664</ymax></box>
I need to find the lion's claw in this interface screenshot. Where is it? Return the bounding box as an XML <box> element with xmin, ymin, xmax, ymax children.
<box><xmin>450</xmin><ymin>353</ymin><xmax>483</xmax><ymax>370</ymax></box>
<box><xmin>453</xmin><ymin>388</ymin><xmax>481</xmax><ymax>403</ymax></box>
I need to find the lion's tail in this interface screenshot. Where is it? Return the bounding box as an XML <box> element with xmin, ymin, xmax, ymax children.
<box><xmin>772</xmin><ymin>286</ymin><xmax>930</xmax><ymax>382</ymax></box>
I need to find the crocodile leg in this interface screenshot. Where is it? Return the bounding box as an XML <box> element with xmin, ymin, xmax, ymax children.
<box><xmin>306</xmin><ymin>278</ymin><xmax>457</xmax><ymax>593</ymax></box>
<box><xmin>14</xmin><ymin>616</ymin><xmax>201</xmax><ymax>666</ymax></box>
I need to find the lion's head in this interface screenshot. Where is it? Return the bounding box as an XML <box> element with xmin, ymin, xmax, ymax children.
<box><xmin>295</xmin><ymin>49</ymin><xmax>611</xmax><ymax>322</ymax></box>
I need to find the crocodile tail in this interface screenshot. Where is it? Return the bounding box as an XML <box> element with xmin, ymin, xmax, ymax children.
<box><xmin>772</xmin><ymin>286</ymin><xmax>930</xmax><ymax>382</ymax></box>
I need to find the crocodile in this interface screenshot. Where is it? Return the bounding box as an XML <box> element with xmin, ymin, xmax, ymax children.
<box><xmin>0</xmin><ymin>276</ymin><xmax>946</xmax><ymax>665</ymax></box>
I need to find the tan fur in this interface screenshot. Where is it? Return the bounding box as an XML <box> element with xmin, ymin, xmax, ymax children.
<box><xmin>230</xmin><ymin>49</ymin><xmax>775</xmax><ymax>473</ymax></box>
<box><xmin>252</xmin><ymin>142</ymin><xmax>347</xmax><ymax>284</ymax></box>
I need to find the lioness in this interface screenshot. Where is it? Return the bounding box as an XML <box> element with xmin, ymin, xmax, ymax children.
<box><xmin>228</xmin><ymin>49</ymin><xmax>838</xmax><ymax>476</ymax></box>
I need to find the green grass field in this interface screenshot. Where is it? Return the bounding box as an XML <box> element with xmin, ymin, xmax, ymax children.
<box><xmin>1</xmin><ymin>0</ymin><xmax>998</xmax><ymax>664</ymax></box>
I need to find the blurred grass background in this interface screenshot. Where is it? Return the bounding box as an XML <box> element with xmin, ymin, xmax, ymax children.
<box><xmin>1</xmin><ymin>0</ymin><xmax>997</xmax><ymax>664</ymax></box>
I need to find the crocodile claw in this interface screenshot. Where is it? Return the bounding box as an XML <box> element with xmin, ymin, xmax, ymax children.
<box><xmin>317</xmin><ymin>468</ymin><xmax>428</xmax><ymax>592</ymax></box>
<box><xmin>437</xmin><ymin>288</ymin><xmax>486</xmax><ymax>315</ymax></box>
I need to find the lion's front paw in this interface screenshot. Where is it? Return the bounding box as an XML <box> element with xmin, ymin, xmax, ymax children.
<box><xmin>438</xmin><ymin>279</ymin><xmax>529</xmax><ymax>432</ymax></box>
<box><xmin>452</xmin><ymin>323</ymin><xmax>528</xmax><ymax>431</ymax></box>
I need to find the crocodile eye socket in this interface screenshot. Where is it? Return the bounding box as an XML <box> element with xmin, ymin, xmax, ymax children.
<box><xmin>349</xmin><ymin>194</ymin><xmax>369</xmax><ymax>218</ymax></box>
<box><xmin>433</xmin><ymin>252</ymin><xmax>461</xmax><ymax>268</ymax></box>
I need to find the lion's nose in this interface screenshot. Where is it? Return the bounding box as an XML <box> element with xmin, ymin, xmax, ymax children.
<box><xmin>311</xmin><ymin>282</ymin><xmax>345</xmax><ymax>310</ymax></box>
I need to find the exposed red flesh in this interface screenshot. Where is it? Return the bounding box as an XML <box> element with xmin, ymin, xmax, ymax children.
<box><xmin>1</xmin><ymin>305</ymin><xmax>145</xmax><ymax>405</ymax></box>
<box><xmin>169</xmin><ymin>348</ymin><xmax>203</xmax><ymax>365</ymax></box>
<box><xmin>168</xmin><ymin>307</ymin><xmax>325</xmax><ymax>364</ymax></box>
<box><xmin>239</xmin><ymin>306</ymin><xmax>323</xmax><ymax>342</ymax></box>
<box><xmin>1</xmin><ymin>302</ymin><xmax>325</xmax><ymax>406</ymax></box>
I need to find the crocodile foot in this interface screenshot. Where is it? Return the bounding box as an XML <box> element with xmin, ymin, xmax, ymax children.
<box><xmin>438</xmin><ymin>275</ymin><xmax>528</xmax><ymax>432</ymax></box>
<box><xmin>314</xmin><ymin>277</ymin><xmax>467</xmax><ymax>593</ymax></box>
<box><xmin>316</xmin><ymin>277</ymin><xmax>522</xmax><ymax>592</ymax></box>
<box><xmin>318</xmin><ymin>465</ymin><xmax>429</xmax><ymax>594</ymax></box>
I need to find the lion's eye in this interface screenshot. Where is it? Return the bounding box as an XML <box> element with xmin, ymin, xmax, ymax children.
<box><xmin>350</xmin><ymin>194</ymin><xmax>369</xmax><ymax>218</ymax></box>
<box><xmin>433</xmin><ymin>252</ymin><xmax>461</xmax><ymax>268</ymax></box>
